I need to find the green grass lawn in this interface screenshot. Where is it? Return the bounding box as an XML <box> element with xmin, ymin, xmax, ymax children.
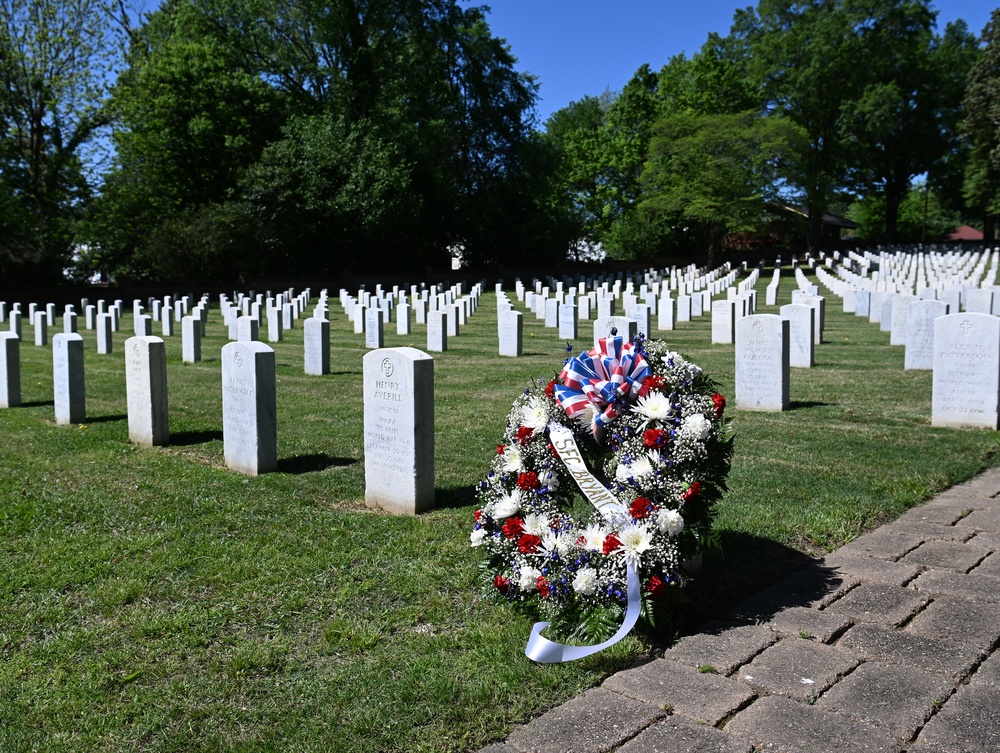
<box><xmin>1</xmin><ymin>272</ymin><xmax>997</xmax><ymax>752</ymax></box>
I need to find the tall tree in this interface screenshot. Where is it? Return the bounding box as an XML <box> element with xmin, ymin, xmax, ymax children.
<box><xmin>0</xmin><ymin>0</ymin><xmax>124</xmax><ymax>282</ymax></box>
<box><xmin>641</xmin><ymin>110</ymin><xmax>805</xmax><ymax>263</ymax></box>
<box><xmin>963</xmin><ymin>8</ymin><xmax>1000</xmax><ymax>240</ymax></box>
<box><xmin>839</xmin><ymin>9</ymin><xmax>978</xmax><ymax>241</ymax></box>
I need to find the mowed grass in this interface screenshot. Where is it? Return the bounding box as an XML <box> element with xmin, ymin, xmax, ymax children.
<box><xmin>1</xmin><ymin>271</ymin><xmax>998</xmax><ymax>752</ymax></box>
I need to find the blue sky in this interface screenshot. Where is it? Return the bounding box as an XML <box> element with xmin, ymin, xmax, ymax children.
<box><xmin>478</xmin><ymin>1</ymin><xmax>996</xmax><ymax>125</ymax></box>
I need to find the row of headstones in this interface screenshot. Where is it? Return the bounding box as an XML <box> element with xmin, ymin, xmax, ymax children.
<box><xmin>0</xmin><ymin>329</ymin><xmax>436</xmax><ymax>515</ymax></box>
<box><xmin>339</xmin><ymin>282</ymin><xmax>485</xmax><ymax>353</ymax></box>
<box><xmin>731</xmin><ymin>307</ymin><xmax>1000</xmax><ymax>429</ymax></box>
<box><xmin>810</xmin><ymin>256</ymin><xmax>1000</xmax><ymax>429</ymax></box>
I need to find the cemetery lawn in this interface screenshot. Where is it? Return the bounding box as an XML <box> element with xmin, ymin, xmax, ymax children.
<box><xmin>2</xmin><ymin>274</ymin><xmax>998</xmax><ymax>752</ymax></box>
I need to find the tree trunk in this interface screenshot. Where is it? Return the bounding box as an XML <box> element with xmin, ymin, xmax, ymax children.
<box><xmin>884</xmin><ymin>179</ymin><xmax>904</xmax><ymax>243</ymax></box>
<box><xmin>806</xmin><ymin>201</ymin><xmax>824</xmax><ymax>252</ymax></box>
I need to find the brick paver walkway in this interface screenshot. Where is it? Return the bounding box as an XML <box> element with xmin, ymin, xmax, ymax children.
<box><xmin>478</xmin><ymin>468</ymin><xmax>1000</xmax><ymax>753</ymax></box>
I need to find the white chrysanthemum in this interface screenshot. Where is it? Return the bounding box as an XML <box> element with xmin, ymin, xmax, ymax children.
<box><xmin>572</xmin><ymin>567</ymin><xmax>599</xmax><ymax>596</ymax></box>
<box><xmin>618</xmin><ymin>523</ymin><xmax>654</xmax><ymax>568</ymax></box>
<box><xmin>523</xmin><ymin>513</ymin><xmax>549</xmax><ymax>537</ymax></box>
<box><xmin>518</xmin><ymin>566</ymin><xmax>542</xmax><ymax>591</ymax></box>
<box><xmin>520</xmin><ymin>396</ymin><xmax>549</xmax><ymax>435</ymax></box>
<box><xmin>492</xmin><ymin>489</ymin><xmax>522</xmax><ymax>519</ymax></box>
<box><xmin>470</xmin><ymin>528</ymin><xmax>487</xmax><ymax>547</ymax></box>
<box><xmin>614</xmin><ymin>451</ymin><xmax>658</xmax><ymax>482</ymax></box>
<box><xmin>581</xmin><ymin>523</ymin><xmax>606</xmax><ymax>552</ymax></box>
<box><xmin>657</xmin><ymin>509</ymin><xmax>685</xmax><ymax>537</ymax></box>
<box><xmin>681</xmin><ymin>413</ymin><xmax>712</xmax><ymax>441</ymax></box>
<box><xmin>501</xmin><ymin>445</ymin><xmax>524</xmax><ymax>473</ymax></box>
<box><xmin>633</xmin><ymin>391</ymin><xmax>673</xmax><ymax>422</ymax></box>
<box><xmin>540</xmin><ymin>531</ymin><xmax>575</xmax><ymax>559</ymax></box>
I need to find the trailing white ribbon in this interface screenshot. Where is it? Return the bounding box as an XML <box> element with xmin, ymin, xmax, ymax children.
<box><xmin>524</xmin><ymin>423</ymin><xmax>642</xmax><ymax>663</ymax></box>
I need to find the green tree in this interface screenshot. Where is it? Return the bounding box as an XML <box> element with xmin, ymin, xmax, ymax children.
<box><xmin>963</xmin><ymin>8</ymin><xmax>1000</xmax><ymax>240</ymax></box>
<box><xmin>0</xmin><ymin>0</ymin><xmax>123</xmax><ymax>282</ymax></box>
<box><xmin>640</xmin><ymin>110</ymin><xmax>805</xmax><ymax>263</ymax></box>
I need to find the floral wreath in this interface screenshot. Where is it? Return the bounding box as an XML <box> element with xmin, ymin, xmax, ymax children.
<box><xmin>471</xmin><ymin>333</ymin><xmax>732</xmax><ymax>662</ymax></box>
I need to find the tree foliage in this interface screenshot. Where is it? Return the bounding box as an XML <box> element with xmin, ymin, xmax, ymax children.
<box><xmin>963</xmin><ymin>8</ymin><xmax>1000</xmax><ymax>239</ymax></box>
<box><xmin>0</xmin><ymin>0</ymin><xmax>124</xmax><ymax>282</ymax></box>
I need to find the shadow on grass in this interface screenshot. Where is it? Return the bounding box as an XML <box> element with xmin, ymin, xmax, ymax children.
<box><xmin>171</xmin><ymin>429</ymin><xmax>223</xmax><ymax>446</ymax></box>
<box><xmin>789</xmin><ymin>400</ymin><xmax>832</xmax><ymax>410</ymax></box>
<box><xmin>20</xmin><ymin>399</ymin><xmax>54</xmax><ymax>408</ymax></box>
<box><xmin>646</xmin><ymin>530</ymin><xmax>838</xmax><ymax>646</ymax></box>
<box><xmin>433</xmin><ymin>484</ymin><xmax>477</xmax><ymax>510</ymax></box>
<box><xmin>277</xmin><ymin>453</ymin><xmax>356</xmax><ymax>474</ymax></box>
<box><xmin>86</xmin><ymin>413</ymin><xmax>128</xmax><ymax>423</ymax></box>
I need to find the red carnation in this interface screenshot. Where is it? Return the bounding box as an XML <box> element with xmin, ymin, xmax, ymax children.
<box><xmin>629</xmin><ymin>497</ymin><xmax>655</xmax><ymax>520</ymax></box>
<box><xmin>502</xmin><ymin>517</ymin><xmax>525</xmax><ymax>540</ymax></box>
<box><xmin>474</xmin><ymin>510</ymin><xmax>482</xmax><ymax>522</ymax></box>
<box><xmin>646</xmin><ymin>575</ymin><xmax>667</xmax><ymax>598</ymax></box>
<box><xmin>638</xmin><ymin>374</ymin><xmax>665</xmax><ymax>397</ymax></box>
<box><xmin>545</xmin><ymin>379</ymin><xmax>557</xmax><ymax>398</ymax></box>
<box><xmin>712</xmin><ymin>393</ymin><xmax>726</xmax><ymax>418</ymax></box>
<box><xmin>682</xmin><ymin>482</ymin><xmax>702</xmax><ymax>501</ymax></box>
<box><xmin>497</xmin><ymin>444</ymin><xmax>506</xmax><ymax>455</ymax></box>
<box><xmin>494</xmin><ymin>575</ymin><xmax>510</xmax><ymax>594</ymax></box>
<box><xmin>517</xmin><ymin>471</ymin><xmax>540</xmax><ymax>491</ymax></box>
<box><xmin>537</xmin><ymin>577</ymin><xmax>553</xmax><ymax>598</ymax></box>
<box><xmin>603</xmin><ymin>533</ymin><xmax>622</xmax><ymax>555</ymax></box>
<box><xmin>643</xmin><ymin>428</ymin><xmax>667</xmax><ymax>448</ymax></box>
<box><xmin>515</xmin><ymin>426</ymin><xmax>534</xmax><ymax>445</ymax></box>
<box><xmin>517</xmin><ymin>533</ymin><xmax>543</xmax><ymax>554</ymax></box>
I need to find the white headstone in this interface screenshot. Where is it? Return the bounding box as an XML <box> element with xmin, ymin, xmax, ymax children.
<box><xmin>364</xmin><ymin>347</ymin><xmax>435</xmax><ymax>514</ymax></box>
<box><xmin>53</xmin><ymin>332</ymin><xmax>86</xmax><ymax>424</ymax></box>
<box><xmin>0</xmin><ymin>332</ymin><xmax>21</xmax><ymax>408</ymax></box>
<box><xmin>34</xmin><ymin>311</ymin><xmax>47</xmax><ymax>346</ymax></box>
<box><xmin>676</xmin><ymin>295</ymin><xmax>692</xmax><ymax>322</ymax></box>
<box><xmin>396</xmin><ymin>303</ymin><xmax>411</xmax><ymax>336</ymax></box>
<box><xmin>125</xmin><ymin>336</ymin><xmax>169</xmax><ymax>446</ymax></box>
<box><xmin>905</xmin><ymin>299</ymin><xmax>948</xmax><ymax>370</ymax></box>
<box><xmin>182</xmin><ymin>315</ymin><xmax>201</xmax><ymax>363</ymax></box>
<box><xmin>711</xmin><ymin>300</ymin><xmax>736</xmax><ymax>344</ymax></box>
<box><xmin>427</xmin><ymin>310</ymin><xmax>447</xmax><ymax>352</ymax></box>
<box><xmin>222</xmin><ymin>340</ymin><xmax>277</xmax><ymax>475</ymax></box>
<box><xmin>780</xmin><ymin>303</ymin><xmax>814</xmax><ymax>368</ymax></box>
<box><xmin>237</xmin><ymin>315</ymin><xmax>259</xmax><ymax>342</ymax></box>
<box><xmin>889</xmin><ymin>294</ymin><xmax>918</xmax><ymax>346</ymax></box>
<box><xmin>625</xmin><ymin>304</ymin><xmax>650</xmax><ymax>337</ymax></box>
<box><xmin>593</xmin><ymin>316</ymin><xmax>637</xmax><ymax>347</ymax></box>
<box><xmin>657</xmin><ymin>297</ymin><xmax>674</xmax><ymax>331</ymax></box>
<box><xmin>304</xmin><ymin>317</ymin><xmax>330</xmax><ymax>375</ymax></box>
<box><xmin>499</xmin><ymin>310</ymin><xmax>523</xmax><ymax>357</ymax></box>
<box><xmin>97</xmin><ymin>313</ymin><xmax>113</xmax><ymax>354</ymax></box>
<box><xmin>365</xmin><ymin>307</ymin><xmax>385</xmax><ymax>349</ymax></box>
<box><xmin>134</xmin><ymin>314</ymin><xmax>152</xmax><ymax>337</ymax></box>
<box><xmin>735</xmin><ymin>315</ymin><xmax>789</xmax><ymax>411</ymax></box>
<box><xmin>932</xmin><ymin>313</ymin><xmax>1000</xmax><ymax>429</ymax></box>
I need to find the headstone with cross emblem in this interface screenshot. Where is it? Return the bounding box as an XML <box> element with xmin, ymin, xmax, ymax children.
<box><xmin>735</xmin><ymin>314</ymin><xmax>789</xmax><ymax>411</ymax></box>
<box><xmin>932</xmin><ymin>313</ymin><xmax>1000</xmax><ymax>429</ymax></box>
<box><xmin>363</xmin><ymin>347</ymin><xmax>435</xmax><ymax>514</ymax></box>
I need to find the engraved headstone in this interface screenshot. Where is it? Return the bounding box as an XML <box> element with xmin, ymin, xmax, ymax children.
<box><xmin>53</xmin><ymin>332</ymin><xmax>85</xmax><ymax>424</ymax></box>
<box><xmin>711</xmin><ymin>300</ymin><xmax>736</xmax><ymax>344</ymax></box>
<box><xmin>625</xmin><ymin>304</ymin><xmax>649</xmax><ymax>337</ymax></box>
<box><xmin>889</xmin><ymin>294</ymin><xmax>918</xmax><ymax>346</ymax></box>
<box><xmin>780</xmin><ymin>303</ymin><xmax>814</xmax><ymax>368</ymax></box>
<box><xmin>499</xmin><ymin>309</ymin><xmax>523</xmax><ymax>357</ymax></box>
<box><xmin>905</xmin><ymin>299</ymin><xmax>948</xmax><ymax>370</ymax></box>
<box><xmin>34</xmin><ymin>311</ymin><xmax>47</xmax><ymax>346</ymax></box>
<box><xmin>932</xmin><ymin>313</ymin><xmax>1000</xmax><ymax>429</ymax></box>
<box><xmin>593</xmin><ymin>316</ymin><xmax>637</xmax><ymax>347</ymax></box>
<box><xmin>365</xmin><ymin>306</ymin><xmax>384</xmax><ymax>349</ymax></box>
<box><xmin>558</xmin><ymin>303</ymin><xmax>578</xmax><ymax>340</ymax></box>
<box><xmin>657</xmin><ymin>297</ymin><xmax>674</xmax><ymax>331</ymax></box>
<box><xmin>134</xmin><ymin>314</ymin><xmax>152</xmax><ymax>337</ymax></box>
<box><xmin>364</xmin><ymin>347</ymin><xmax>435</xmax><ymax>514</ymax></box>
<box><xmin>125</xmin><ymin>336</ymin><xmax>169</xmax><ymax>446</ymax></box>
<box><xmin>237</xmin><ymin>315</ymin><xmax>259</xmax><ymax>342</ymax></box>
<box><xmin>735</xmin><ymin>314</ymin><xmax>789</xmax><ymax>411</ymax></box>
<box><xmin>222</xmin><ymin>341</ymin><xmax>277</xmax><ymax>475</ymax></box>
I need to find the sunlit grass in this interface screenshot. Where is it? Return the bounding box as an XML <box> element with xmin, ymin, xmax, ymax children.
<box><xmin>0</xmin><ymin>270</ymin><xmax>997</xmax><ymax>752</ymax></box>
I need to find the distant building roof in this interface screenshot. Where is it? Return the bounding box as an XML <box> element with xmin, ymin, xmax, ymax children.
<box><xmin>771</xmin><ymin>203</ymin><xmax>860</xmax><ymax>229</ymax></box>
<box><xmin>946</xmin><ymin>225</ymin><xmax>984</xmax><ymax>241</ymax></box>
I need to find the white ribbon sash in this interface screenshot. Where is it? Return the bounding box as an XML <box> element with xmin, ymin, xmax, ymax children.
<box><xmin>524</xmin><ymin>423</ymin><xmax>642</xmax><ymax>663</ymax></box>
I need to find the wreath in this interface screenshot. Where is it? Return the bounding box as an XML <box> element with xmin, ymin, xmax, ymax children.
<box><xmin>471</xmin><ymin>333</ymin><xmax>733</xmax><ymax>661</ymax></box>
